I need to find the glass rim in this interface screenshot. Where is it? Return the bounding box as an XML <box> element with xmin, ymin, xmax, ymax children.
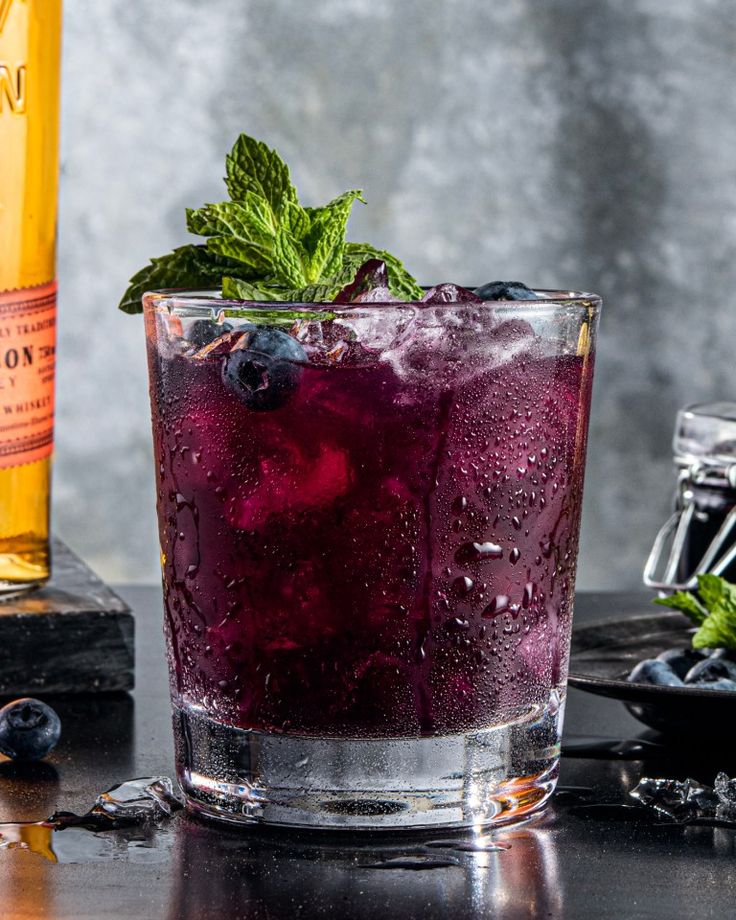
<box><xmin>143</xmin><ymin>288</ymin><xmax>602</xmax><ymax>317</ymax></box>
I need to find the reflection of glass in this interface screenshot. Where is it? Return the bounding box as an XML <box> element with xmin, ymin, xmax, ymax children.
<box><xmin>145</xmin><ymin>290</ymin><xmax>599</xmax><ymax>829</ymax></box>
<box><xmin>167</xmin><ymin>819</ymin><xmax>563</xmax><ymax>920</ymax></box>
<box><xmin>0</xmin><ymin>0</ymin><xmax>62</xmax><ymax>594</ymax></box>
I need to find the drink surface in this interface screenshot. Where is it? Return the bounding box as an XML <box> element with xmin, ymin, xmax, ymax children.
<box><xmin>0</xmin><ymin>0</ymin><xmax>62</xmax><ymax>590</ymax></box>
<box><xmin>148</xmin><ymin>305</ymin><xmax>594</xmax><ymax>738</ymax></box>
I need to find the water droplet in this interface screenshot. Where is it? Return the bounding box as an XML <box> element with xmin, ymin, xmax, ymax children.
<box><xmin>454</xmin><ymin>541</ymin><xmax>503</xmax><ymax>564</ymax></box>
<box><xmin>452</xmin><ymin>495</ymin><xmax>468</xmax><ymax>513</ymax></box>
<box><xmin>509</xmin><ymin>548</ymin><xmax>521</xmax><ymax>564</ymax></box>
<box><xmin>452</xmin><ymin>575</ymin><xmax>475</xmax><ymax>595</ymax></box>
<box><xmin>482</xmin><ymin>595</ymin><xmax>510</xmax><ymax>619</ymax></box>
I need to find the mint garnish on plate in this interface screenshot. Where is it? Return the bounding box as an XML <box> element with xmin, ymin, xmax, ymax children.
<box><xmin>118</xmin><ymin>134</ymin><xmax>422</xmax><ymax>313</ymax></box>
<box><xmin>655</xmin><ymin>573</ymin><xmax>736</xmax><ymax>651</ymax></box>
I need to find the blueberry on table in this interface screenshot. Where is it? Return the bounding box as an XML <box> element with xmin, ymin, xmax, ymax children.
<box><xmin>0</xmin><ymin>698</ymin><xmax>61</xmax><ymax>761</ymax></box>
<box><xmin>474</xmin><ymin>281</ymin><xmax>541</xmax><ymax>301</ymax></box>
<box><xmin>187</xmin><ymin>319</ymin><xmax>233</xmax><ymax>348</ymax></box>
<box><xmin>684</xmin><ymin>656</ymin><xmax>736</xmax><ymax>684</ymax></box>
<box><xmin>222</xmin><ymin>326</ymin><xmax>306</xmax><ymax>411</ymax></box>
<box><xmin>627</xmin><ymin>659</ymin><xmax>684</xmax><ymax>687</ymax></box>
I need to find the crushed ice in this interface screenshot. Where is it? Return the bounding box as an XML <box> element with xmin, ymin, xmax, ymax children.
<box><xmin>630</xmin><ymin>773</ymin><xmax>736</xmax><ymax>823</ymax></box>
<box><xmin>49</xmin><ymin>777</ymin><xmax>184</xmax><ymax>830</ymax></box>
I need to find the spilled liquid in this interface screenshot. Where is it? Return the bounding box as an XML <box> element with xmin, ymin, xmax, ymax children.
<box><xmin>358</xmin><ymin>834</ymin><xmax>512</xmax><ymax>871</ymax></box>
<box><xmin>0</xmin><ymin>776</ymin><xmax>182</xmax><ymax>863</ymax></box>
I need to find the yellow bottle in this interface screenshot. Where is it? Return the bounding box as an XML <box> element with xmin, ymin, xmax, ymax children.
<box><xmin>0</xmin><ymin>0</ymin><xmax>62</xmax><ymax>594</ymax></box>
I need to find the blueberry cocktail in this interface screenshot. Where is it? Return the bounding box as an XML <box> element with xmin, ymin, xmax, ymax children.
<box><xmin>127</xmin><ymin>135</ymin><xmax>600</xmax><ymax>828</ymax></box>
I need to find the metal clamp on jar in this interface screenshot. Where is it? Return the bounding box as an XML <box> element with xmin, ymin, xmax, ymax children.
<box><xmin>644</xmin><ymin>402</ymin><xmax>736</xmax><ymax>592</ymax></box>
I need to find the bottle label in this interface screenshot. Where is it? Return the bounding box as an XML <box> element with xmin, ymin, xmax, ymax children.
<box><xmin>0</xmin><ymin>281</ymin><xmax>56</xmax><ymax>468</ymax></box>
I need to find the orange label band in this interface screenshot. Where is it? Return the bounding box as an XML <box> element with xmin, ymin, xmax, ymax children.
<box><xmin>0</xmin><ymin>281</ymin><xmax>56</xmax><ymax>468</ymax></box>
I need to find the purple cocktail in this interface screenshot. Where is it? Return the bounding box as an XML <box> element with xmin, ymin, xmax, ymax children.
<box><xmin>144</xmin><ymin>284</ymin><xmax>599</xmax><ymax>829</ymax></box>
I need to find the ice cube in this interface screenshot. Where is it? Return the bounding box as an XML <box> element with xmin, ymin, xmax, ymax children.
<box><xmin>715</xmin><ymin>772</ymin><xmax>736</xmax><ymax>813</ymax></box>
<box><xmin>293</xmin><ymin>318</ymin><xmax>383</xmax><ymax>366</ymax></box>
<box><xmin>420</xmin><ymin>284</ymin><xmax>482</xmax><ymax>304</ymax></box>
<box><xmin>383</xmin><ymin>304</ymin><xmax>537</xmax><ymax>388</ymax></box>
<box><xmin>630</xmin><ymin>776</ymin><xmax>719</xmax><ymax>821</ymax></box>
<box><xmin>48</xmin><ymin>777</ymin><xmax>184</xmax><ymax>831</ymax></box>
<box><xmin>351</xmin><ymin>287</ymin><xmax>397</xmax><ymax>303</ymax></box>
<box><xmin>92</xmin><ymin>776</ymin><xmax>184</xmax><ymax>822</ymax></box>
<box><xmin>334</xmin><ymin>259</ymin><xmax>397</xmax><ymax>303</ymax></box>
<box><xmin>191</xmin><ymin>328</ymin><xmax>248</xmax><ymax>360</ymax></box>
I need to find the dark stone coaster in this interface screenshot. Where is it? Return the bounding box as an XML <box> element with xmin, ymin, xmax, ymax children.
<box><xmin>0</xmin><ymin>540</ymin><xmax>134</xmax><ymax>696</ymax></box>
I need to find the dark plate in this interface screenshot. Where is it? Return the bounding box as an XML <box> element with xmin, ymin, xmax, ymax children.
<box><xmin>569</xmin><ymin>610</ymin><xmax>736</xmax><ymax>735</ymax></box>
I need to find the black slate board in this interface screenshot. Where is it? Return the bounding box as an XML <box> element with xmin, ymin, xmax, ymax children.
<box><xmin>0</xmin><ymin>540</ymin><xmax>134</xmax><ymax>696</ymax></box>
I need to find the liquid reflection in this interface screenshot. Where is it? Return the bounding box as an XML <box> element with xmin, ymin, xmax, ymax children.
<box><xmin>167</xmin><ymin>816</ymin><xmax>563</xmax><ymax>920</ymax></box>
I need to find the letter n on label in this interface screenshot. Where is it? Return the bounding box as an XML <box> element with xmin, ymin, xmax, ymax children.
<box><xmin>0</xmin><ymin>64</ymin><xmax>26</xmax><ymax>113</ymax></box>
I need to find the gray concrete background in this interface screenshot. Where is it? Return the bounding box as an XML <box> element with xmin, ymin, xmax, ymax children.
<box><xmin>54</xmin><ymin>0</ymin><xmax>736</xmax><ymax>587</ymax></box>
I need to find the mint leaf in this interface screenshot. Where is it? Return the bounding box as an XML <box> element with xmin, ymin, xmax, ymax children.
<box><xmin>205</xmin><ymin>235</ymin><xmax>272</xmax><ymax>272</ymax></box>
<box><xmin>272</xmin><ymin>228</ymin><xmax>308</xmax><ymax>287</ymax></box>
<box><xmin>187</xmin><ymin>199</ymin><xmax>275</xmax><ymax>247</ymax></box>
<box><xmin>654</xmin><ymin>574</ymin><xmax>736</xmax><ymax>650</ymax></box>
<box><xmin>693</xmin><ymin>607</ymin><xmax>736</xmax><ymax>650</ymax></box>
<box><xmin>698</xmin><ymin>572</ymin><xmax>736</xmax><ymax>614</ymax></box>
<box><xmin>344</xmin><ymin>243</ymin><xmax>423</xmax><ymax>300</ymax></box>
<box><xmin>302</xmin><ymin>190</ymin><xmax>364</xmax><ymax>282</ymax></box>
<box><xmin>222</xmin><ymin>277</ymin><xmax>281</xmax><ymax>301</ymax></box>
<box><xmin>120</xmin><ymin>133</ymin><xmax>423</xmax><ymax>312</ymax></box>
<box><xmin>118</xmin><ymin>245</ymin><xmax>243</xmax><ymax>314</ymax></box>
<box><xmin>223</xmin><ymin>264</ymin><xmax>366</xmax><ymax>304</ymax></box>
<box><xmin>187</xmin><ymin>201</ymin><xmax>275</xmax><ymax>272</ymax></box>
<box><xmin>278</xmin><ymin>199</ymin><xmax>311</xmax><ymax>240</ymax></box>
<box><xmin>225</xmin><ymin>135</ymin><xmax>298</xmax><ymax>213</ymax></box>
<box><xmin>653</xmin><ymin>590</ymin><xmax>709</xmax><ymax>625</ymax></box>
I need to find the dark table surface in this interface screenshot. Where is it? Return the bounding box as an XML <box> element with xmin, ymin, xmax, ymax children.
<box><xmin>1</xmin><ymin>588</ymin><xmax>734</xmax><ymax>920</ymax></box>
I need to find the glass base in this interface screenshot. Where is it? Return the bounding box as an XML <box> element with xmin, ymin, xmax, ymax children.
<box><xmin>173</xmin><ymin>690</ymin><xmax>564</xmax><ymax>831</ymax></box>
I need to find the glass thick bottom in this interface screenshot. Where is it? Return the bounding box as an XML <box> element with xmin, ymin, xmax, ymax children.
<box><xmin>173</xmin><ymin>689</ymin><xmax>564</xmax><ymax>831</ymax></box>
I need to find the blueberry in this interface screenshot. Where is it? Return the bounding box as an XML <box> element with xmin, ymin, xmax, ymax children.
<box><xmin>684</xmin><ymin>656</ymin><xmax>736</xmax><ymax>684</ymax></box>
<box><xmin>0</xmin><ymin>698</ymin><xmax>61</xmax><ymax>761</ymax></box>
<box><xmin>627</xmin><ymin>659</ymin><xmax>684</xmax><ymax>687</ymax></box>
<box><xmin>656</xmin><ymin>647</ymin><xmax>707</xmax><ymax>679</ymax></box>
<box><xmin>474</xmin><ymin>281</ymin><xmax>541</xmax><ymax>301</ymax></box>
<box><xmin>187</xmin><ymin>320</ymin><xmax>233</xmax><ymax>348</ymax></box>
<box><xmin>697</xmin><ymin>678</ymin><xmax>736</xmax><ymax>692</ymax></box>
<box><xmin>222</xmin><ymin>326</ymin><xmax>306</xmax><ymax>411</ymax></box>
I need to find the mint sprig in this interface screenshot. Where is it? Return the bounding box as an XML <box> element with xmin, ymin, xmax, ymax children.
<box><xmin>654</xmin><ymin>573</ymin><xmax>736</xmax><ymax>650</ymax></box>
<box><xmin>119</xmin><ymin>134</ymin><xmax>422</xmax><ymax>312</ymax></box>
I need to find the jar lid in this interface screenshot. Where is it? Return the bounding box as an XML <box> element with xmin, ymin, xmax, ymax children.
<box><xmin>674</xmin><ymin>402</ymin><xmax>736</xmax><ymax>466</ymax></box>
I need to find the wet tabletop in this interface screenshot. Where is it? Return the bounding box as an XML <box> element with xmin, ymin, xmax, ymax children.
<box><xmin>1</xmin><ymin>589</ymin><xmax>734</xmax><ymax>920</ymax></box>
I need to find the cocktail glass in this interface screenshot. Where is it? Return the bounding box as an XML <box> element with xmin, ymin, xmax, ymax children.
<box><xmin>143</xmin><ymin>288</ymin><xmax>600</xmax><ymax>830</ymax></box>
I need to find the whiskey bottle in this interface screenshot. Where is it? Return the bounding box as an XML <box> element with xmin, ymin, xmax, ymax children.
<box><xmin>0</xmin><ymin>0</ymin><xmax>62</xmax><ymax>594</ymax></box>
